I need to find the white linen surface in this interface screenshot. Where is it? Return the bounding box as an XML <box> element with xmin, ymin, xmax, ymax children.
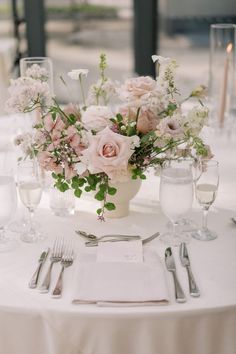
<box><xmin>0</xmin><ymin>114</ymin><xmax>236</xmax><ymax>354</ymax></box>
<box><xmin>72</xmin><ymin>248</ymin><xmax>169</xmax><ymax>305</ymax></box>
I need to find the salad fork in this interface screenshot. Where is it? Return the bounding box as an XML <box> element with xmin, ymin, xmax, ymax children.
<box><xmin>39</xmin><ymin>236</ymin><xmax>64</xmax><ymax>293</ymax></box>
<box><xmin>52</xmin><ymin>241</ymin><xmax>74</xmax><ymax>298</ymax></box>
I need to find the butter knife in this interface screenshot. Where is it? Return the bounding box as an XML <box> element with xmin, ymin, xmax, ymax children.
<box><xmin>29</xmin><ymin>248</ymin><xmax>50</xmax><ymax>289</ymax></box>
<box><xmin>165</xmin><ymin>247</ymin><xmax>186</xmax><ymax>303</ymax></box>
<box><xmin>85</xmin><ymin>232</ymin><xmax>160</xmax><ymax>247</ymax></box>
<box><xmin>180</xmin><ymin>242</ymin><xmax>200</xmax><ymax>297</ymax></box>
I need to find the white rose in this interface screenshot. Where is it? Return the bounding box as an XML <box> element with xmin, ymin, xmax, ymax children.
<box><xmin>82</xmin><ymin>105</ymin><xmax>113</xmax><ymax>132</ymax></box>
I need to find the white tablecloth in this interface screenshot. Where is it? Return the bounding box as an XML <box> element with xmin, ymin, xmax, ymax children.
<box><xmin>0</xmin><ymin>114</ymin><xmax>236</xmax><ymax>354</ymax></box>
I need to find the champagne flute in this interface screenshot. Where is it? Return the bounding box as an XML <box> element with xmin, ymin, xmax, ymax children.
<box><xmin>0</xmin><ymin>175</ymin><xmax>17</xmax><ymax>252</ymax></box>
<box><xmin>160</xmin><ymin>159</ymin><xmax>194</xmax><ymax>246</ymax></box>
<box><xmin>17</xmin><ymin>160</ymin><xmax>43</xmax><ymax>243</ymax></box>
<box><xmin>192</xmin><ymin>160</ymin><xmax>219</xmax><ymax>241</ymax></box>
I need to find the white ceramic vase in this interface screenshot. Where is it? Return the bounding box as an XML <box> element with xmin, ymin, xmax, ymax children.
<box><xmin>105</xmin><ymin>178</ymin><xmax>142</xmax><ymax>218</ymax></box>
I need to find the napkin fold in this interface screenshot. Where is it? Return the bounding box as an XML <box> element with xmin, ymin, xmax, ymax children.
<box><xmin>72</xmin><ymin>248</ymin><xmax>169</xmax><ymax>306</ymax></box>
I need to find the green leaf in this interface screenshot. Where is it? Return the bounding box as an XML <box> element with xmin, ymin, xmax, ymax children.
<box><xmin>96</xmin><ymin>208</ymin><xmax>102</xmax><ymax>215</ymax></box>
<box><xmin>74</xmin><ymin>188</ymin><xmax>82</xmax><ymax>198</ymax></box>
<box><xmin>116</xmin><ymin>113</ymin><xmax>123</xmax><ymax>122</ymax></box>
<box><xmin>68</xmin><ymin>114</ymin><xmax>76</xmax><ymax>125</ymax></box>
<box><xmin>107</xmin><ymin>186</ymin><xmax>117</xmax><ymax>195</ymax></box>
<box><xmin>104</xmin><ymin>202</ymin><xmax>116</xmax><ymax>211</ymax></box>
<box><xmin>140</xmin><ymin>174</ymin><xmax>146</xmax><ymax>180</ymax></box>
<box><xmin>52</xmin><ymin>112</ymin><xmax>57</xmax><ymax>121</ymax></box>
<box><xmin>99</xmin><ymin>183</ymin><xmax>107</xmax><ymax>193</ymax></box>
<box><xmin>85</xmin><ymin>186</ymin><xmax>91</xmax><ymax>192</ymax></box>
<box><xmin>52</xmin><ymin>172</ymin><xmax>57</xmax><ymax>179</ymax></box>
<box><xmin>87</xmin><ymin>175</ymin><xmax>97</xmax><ymax>186</ymax></box>
<box><xmin>95</xmin><ymin>191</ymin><xmax>104</xmax><ymax>201</ymax></box>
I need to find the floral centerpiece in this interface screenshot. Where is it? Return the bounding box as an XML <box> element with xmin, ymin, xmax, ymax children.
<box><xmin>6</xmin><ymin>54</ymin><xmax>210</xmax><ymax>220</ymax></box>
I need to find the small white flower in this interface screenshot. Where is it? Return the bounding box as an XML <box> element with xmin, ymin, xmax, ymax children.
<box><xmin>68</xmin><ymin>69</ymin><xmax>89</xmax><ymax>80</ymax></box>
<box><xmin>131</xmin><ymin>135</ymin><xmax>140</xmax><ymax>148</ymax></box>
<box><xmin>75</xmin><ymin>162</ymin><xmax>87</xmax><ymax>175</ymax></box>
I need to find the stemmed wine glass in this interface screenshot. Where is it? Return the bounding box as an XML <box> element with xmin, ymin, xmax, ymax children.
<box><xmin>0</xmin><ymin>174</ymin><xmax>17</xmax><ymax>252</ymax></box>
<box><xmin>17</xmin><ymin>160</ymin><xmax>43</xmax><ymax>243</ymax></box>
<box><xmin>192</xmin><ymin>160</ymin><xmax>219</xmax><ymax>241</ymax></box>
<box><xmin>160</xmin><ymin>159</ymin><xmax>194</xmax><ymax>246</ymax></box>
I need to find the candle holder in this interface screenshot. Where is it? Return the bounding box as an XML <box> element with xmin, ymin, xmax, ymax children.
<box><xmin>209</xmin><ymin>24</ymin><xmax>236</xmax><ymax>133</ymax></box>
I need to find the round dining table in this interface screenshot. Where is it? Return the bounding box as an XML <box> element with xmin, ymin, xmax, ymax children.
<box><xmin>0</xmin><ymin>114</ymin><xmax>236</xmax><ymax>354</ymax></box>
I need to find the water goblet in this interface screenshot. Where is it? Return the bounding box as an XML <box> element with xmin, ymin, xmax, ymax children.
<box><xmin>0</xmin><ymin>175</ymin><xmax>17</xmax><ymax>252</ymax></box>
<box><xmin>17</xmin><ymin>160</ymin><xmax>43</xmax><ymax>243</ymax></box>
<box><xmin>160</xmin><ymin>159</ymin><xmax>194</xmax><ymax>246</ymax></box>
<box><xmin>192</xmin><ymin>160</ymin><xmax>219</xmax><ymax>241</ymax></box>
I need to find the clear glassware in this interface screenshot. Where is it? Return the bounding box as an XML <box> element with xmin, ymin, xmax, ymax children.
<box><xmin>20</xmin><ymin>57</ymin><xmax>54</xmax><ymax>93</ymax></box>
<box><xmin>209</xmin><ymin>24</ymin><xmax>236</xmax><ymax>133</ymax></box>
<box><xmin>0</xmin><ymin>175</ymin><xmax>17</xmax><ymax>252</ymax></box>
<box><xmin>166</xmin><ymin>158</ymin><xmax>202</xmax><ymax>232</ymax></box>
<box><xmin>192</xmin><ymin>160</ymin><xmax>219</xmax><ymax>241</ymax></box>
<box><xmin>17</xmin><ymin>160</ymin><xmax>43</xmax><ymax>243</ymax></box>
<box><xmin>160</xmin><ymin>159</ymin><xmax>194</xmax><ymax>246</ymax></box>
<box><xmin>49</xmin><ymin>187</ymin><xmax>75</xmax><ymax>217</ymax></box>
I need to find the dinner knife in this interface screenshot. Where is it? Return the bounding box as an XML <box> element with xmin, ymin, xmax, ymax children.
<box><xmin>29</xmin><ymin>248</ymin><xmax>50</xmax><ymax>289</ymax></box>
<box><xmin>180</xmin><ymin>242</ymin><xmax>200</xmax><ymax>297</ymax></box>
<box><xmin>165</xmin><ymin>247</ymin><xmax>186</xmax><ymax>303</ymax></box>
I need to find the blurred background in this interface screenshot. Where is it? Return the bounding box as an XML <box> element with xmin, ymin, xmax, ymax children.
<box><xmin>0</xmin><ymin>0</ymin><xmax>235</xmax><ymax>112</ymax></box>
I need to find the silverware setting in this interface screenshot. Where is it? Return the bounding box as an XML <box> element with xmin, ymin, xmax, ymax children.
<box><xmin>165</xmin><ymin>247</ymin><xmax>186</xmax><ymax>303</ymax></box>
<box><xmin>28</xmin><ymin>248</ymin><xmax>50</xmax><ymax>289</ymax></box>
<box><xmin>39</xmin><ymin>236</ymin><xmax>64</xmax><ymax>293</ymax></box>
<box><xmin>29</xmin><ymin>238</ymin><xmax>74</xmax><ymax>298</ymax></box>
<box><xmin>165</xmin><ymin>243</ymin><xmax>200</xmax><ymax>303</ymax></box>
<box><xmin>76</xmin><ymin>230</ymin><xmax>160</xmax><ymax>247</ymax></box>
<box><xmin>180</xmin><ymin>242</ymin><xmax>200</xmax><ymax>297</ymax></box>
<box><xmin>52</xmin><ymin>241</ymin><xmax>74</xmax><ymax>298</ymax></box>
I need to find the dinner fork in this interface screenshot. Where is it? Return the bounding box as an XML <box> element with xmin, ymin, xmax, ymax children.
<box><xmin>39</xmin><ymin>236</ymin><xmax>64</xmax><ymax>293</ymax></box>
<box><xmin>52</xmin><ymin>241</ymin><xmax>74</xmax><ymax>298</ymax></box>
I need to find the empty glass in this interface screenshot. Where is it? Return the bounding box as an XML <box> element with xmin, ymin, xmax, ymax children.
<box><xmin>20</xmin><ymin>57</ymin><xmax>53</xmax><ymax>92</ymax></box>
<box><xmin>0</xmin><ymin>175</ymin><xmax>17</xmax><ymax>252</ymax></box>
<box><xmin>160</xmin><ymin>159</ymin><xmax>194</xmax><ymax>246</ymax></box>
<box><xmin>17</xmin><ymin>160</ymin><xmax>43</xmax><ymax>243</ymax></box>
<box><xmin>192</xmin><ymin>160</ymin><xmax>219</xmax><ymax>241</ymax></box>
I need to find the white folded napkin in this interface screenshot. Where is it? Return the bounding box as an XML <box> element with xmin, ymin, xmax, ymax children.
<box><xmin>72</xmin><ymin>247</ymin><xmax>169</xmax><ymax>306</ymax></box>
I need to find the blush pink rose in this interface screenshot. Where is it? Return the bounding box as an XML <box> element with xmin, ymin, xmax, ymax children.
<box><xmin>120</xmin><ymin>76</ymin><xmax>157</xmax><ymax>102</ymax></box>
<box><xmin>80</xmin><ymin>127</ymin><xmax>135</xmax><ymax>181</ymax></box>
<box><xmin>156</xmin><ymin>116</ymin><xmax>184</xmax><ymax>139</ymax></box>
<box><xmin>137</xmin><ymin>108</ymin><xmax>160</xmax><ymax>134</ymax></box>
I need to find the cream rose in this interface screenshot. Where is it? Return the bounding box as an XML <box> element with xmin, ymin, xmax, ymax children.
<box><xmin>120</xmin><ymin>76</ymin><xmax>157</xmax><ymax>102</ymax></box>
<box><xmin>82</xmin><ymin>105</ymin><xmax>113</xmax><ymax>132</ymax></box>
<box><xmin>80</xmin><ymin>127</ymin><xmax>136</xmax><ymax>181</ymax></box>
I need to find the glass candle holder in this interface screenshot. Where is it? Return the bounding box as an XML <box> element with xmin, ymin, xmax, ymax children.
<box><xmin>209</xmin><ymin>24</ymin><xmax>236</xmax><ymax>132</ymax></box>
